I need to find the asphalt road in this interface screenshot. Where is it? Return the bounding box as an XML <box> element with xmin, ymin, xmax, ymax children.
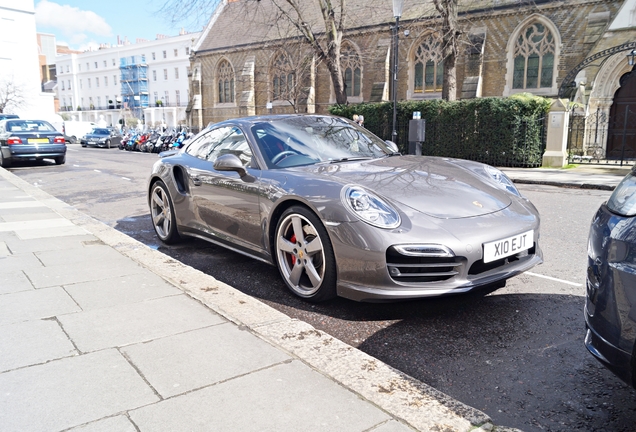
<box><xmin>8</xmin><ymin>145</ymin><xmax>636</xmax><ymax>432</ymax></box>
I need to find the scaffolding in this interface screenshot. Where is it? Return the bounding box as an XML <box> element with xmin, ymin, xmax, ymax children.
<box><xmin>120</xmin><ymin>55</ymin><xmax>149</xmax><ymax>118</ymax></box>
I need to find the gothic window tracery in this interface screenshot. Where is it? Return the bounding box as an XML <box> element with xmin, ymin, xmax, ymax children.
<box><xmin>512</xmin><ymin>22</ymin><xmax>555</xmax><ymax>89</ymax></box>
<box><xmin>341</xmin><ymin>43</ymin><xmax>362</xmax><ymax>97</ymax></box>
<box><xmin>413</xmin><ymin>34</ymin><xmax>444</xmax><ymax>93</ymax></box>
<box><xmin>272</xmin><ymin>53</ymin><xmax>294</xmax><ymax>101</ymax></box>
<box><xmin>217</xmin><ymin>60</ymin><xmax>234</xmax><ymax>103</ymax></box>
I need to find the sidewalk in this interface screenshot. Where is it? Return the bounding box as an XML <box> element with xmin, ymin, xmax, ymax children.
<box><xmin>0</xmin><ymin>164</ymin><xmax>628</xmax><ymax>432</ymax></box>
<box><xmin>0</xmin><ymin>167</ymin><xmax>493</xmax><ymax>432</ymax></box>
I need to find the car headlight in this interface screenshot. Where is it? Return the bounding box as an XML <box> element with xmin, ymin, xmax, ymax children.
<box><xmin>342</xmin><ymin>185</ymin><xmax>400</xmax><ymax>228</ymax></box>
<box><xmin>484</xmin><ymin>166</ymin><xmax>521</xmax><ymax>197</ymax></box>
<box><xmin>607</xmin><ymin>173</ymin><xmax>636</xmax><ymax>217</ymax></box>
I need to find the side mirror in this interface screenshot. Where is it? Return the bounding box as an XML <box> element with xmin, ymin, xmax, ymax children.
<box><xmin>384</xmin><ymin>140</ymin><xmax>399</xmax><ymax>154</ymax></box>
<box><xmin>213</xmin><ymin>153</ymin><xmax>255</xmax><ymax>183</ymax></box>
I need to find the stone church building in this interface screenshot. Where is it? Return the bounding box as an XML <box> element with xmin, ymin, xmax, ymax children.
<box><xmin>188</xmin><ymin>0</ymin><xmax>636</xmax><ymax>158</ymax></box>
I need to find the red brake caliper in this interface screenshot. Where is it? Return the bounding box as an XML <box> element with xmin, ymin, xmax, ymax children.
<box><xmin>290</xmin><ymin>234</ymin><xmax>297</xmax><ymax>265</ymax></box>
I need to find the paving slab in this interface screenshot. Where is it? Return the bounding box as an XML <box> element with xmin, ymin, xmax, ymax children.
<box><xmin>2</xmin><ymin>233</ymin><xmax>98</xmax><ymax>254</ymax></box>
<box><xmin>0</xmin><ymin>252</ymin><xmax>43</xmax><ymax>273</ymax></box>
<box><xmin>24</xmin><ymin>258</ymin><xmax>147</xmax><ymax>288</ymax></box>
<box><xmin>129</xmin><ymin>360</ymin><xmax>406</xmax><ymax>432</ymax></box>
<box><xmin>0</xmin><ymin>286</ymin><xmax>80</xmax><ymax>326</ymax></box>
<box><xmin>67</xmin><ymin>416</ymin><xmax>138</xmax><ymax>432</ymax></box>
<box><xmin>0</xmin><ymin>349</ymin><xmax>158</xmax><ymax>432</ymax></box>
<box><xmin>0</xmin><ymin>269</ymin><xmax>33</xmax><ymax>294</ymax></box>
<box><xmin>58</xmin><ymin>294</ymin><xmax>226</xmax><ymax>352</ymax></box>
<box><xmin>64</xmin><ymin>272</ymin><xmax>183</xmax><ymax>310</ymax></box>
<box><xmin>0</xmin><ymin>319</ymin><xmax>77</xmax><ymax>372</ymax></box>
<box><xmin>121</xmin><ymin>323</ymin><xmax>291</xmax><ymax>398</ymax></box>
<box><xmin>35</xmin><ymin>243</ymin><xmax>137</xmax><ymax>266</ymax></box>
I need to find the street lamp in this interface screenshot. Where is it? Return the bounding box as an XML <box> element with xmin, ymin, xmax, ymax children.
<box><xmin>627</xmin><ymin>49</ymin><xmax>636</xmax><ymax>67</ymax></box>
<box><xmin>391</xmin><ymin>0</ymin><xmax>405</xmax><ymax>144</ymax></box>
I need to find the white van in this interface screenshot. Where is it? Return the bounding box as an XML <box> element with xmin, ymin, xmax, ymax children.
<box><xmin>63</xmin><ymin>121</ymin><xmax>97</xmax><ymax>143</ymax></box>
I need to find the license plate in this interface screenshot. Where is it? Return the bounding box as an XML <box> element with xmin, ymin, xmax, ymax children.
<box><xmin>483</xmin><ymin>230</ymin><xmax>533</xmax><ymax>263</ymax></box>
<box><xmin>28</xmin><ymin>138</ymin><xmax>49</xmax><ymax>144</ymax></box>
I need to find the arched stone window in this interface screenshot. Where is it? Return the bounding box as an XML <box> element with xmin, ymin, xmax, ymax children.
<box><xmin>413</xmin><ymin>34</ymin><xmax>444</xmax><ymax>93</ymax></box>
<box><xmin>512</xmin><ymin>22</ymin><xmax>555</xmax><ymax>90</ymax></box>
<box><xmin>272</xmin><ymin>52</ymin><xmax>294</xmax><ymax>101</ymax></box>
<box><xmin>217</xmin><ymin>60</ymin><xmax>234</xmax><ymax>104</ymax></box>
<box><xmin>341</xmin><ymin>42</ymin><xmax>362</xmax><ymax>98</ymax></box>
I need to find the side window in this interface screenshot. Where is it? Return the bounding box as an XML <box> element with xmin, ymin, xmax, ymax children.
<box><xmin>207</xmin><ymin>128</ymin><xmax>252</xmax><ymax>166</ymax></box>
<box><xmin>185</xmin><ymin>126</ymin><xmax>232</xmax><ymax>160</ymax></box>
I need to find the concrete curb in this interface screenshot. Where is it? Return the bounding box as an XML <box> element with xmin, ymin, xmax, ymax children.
<box><xmin>0</xmin><ymin>167</ymin><xmax>501</xmax><ymax>432</ymax></box>
<box><xmin>510</xmin><ymin>179</ymin><xmax>616</xmax><ymax>191</ymax></box>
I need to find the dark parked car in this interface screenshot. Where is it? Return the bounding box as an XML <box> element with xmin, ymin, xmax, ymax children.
<box><xmin>586</xmin><ymin>165</ymin><xmax>636</xmax><ymax>388</ymax></box>
<box><xmin>80</xmin><ymin>127</ymin><xmax>122</xmax><ymax>149</ymax></box>
<box><xmin>147</xmin><ymin>114</ymin><xmax>542</xmax><ymax>302</ymax></box>
<box><xmin>0</xmin><ymin>119</ymin><xmax>66</xmax><ymax>167</ymax></box>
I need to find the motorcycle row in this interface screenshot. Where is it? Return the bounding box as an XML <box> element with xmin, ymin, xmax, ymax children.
<box><xmin>118</xmin><ymin>128</ymin><xmax>193</xmax><ymax>153</ymax></box>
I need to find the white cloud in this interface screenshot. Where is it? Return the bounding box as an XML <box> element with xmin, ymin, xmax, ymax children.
<box><xmin>35</xmin><ymin>0</ymin><xmax>112</xmax><ymax>47</ymax></box>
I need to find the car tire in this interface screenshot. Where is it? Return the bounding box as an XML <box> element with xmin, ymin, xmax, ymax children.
<box><xmin>150</xmin><ymin>180</ymin><xmax>182</xmax><ymax>244</ymax></box>
<box><xmin>106</xmin><ymin>139</ymin><xmax>111</xmax><ymax>149</ymax></box>
<box><xmin>274</xmin><ymin>206</ymin><xmax>337</xmax><ymax>302</ymax></box>
<box><xmin>54</xmin><ymin>155</ymin><xmax>66</xmax><ymax>165</ymax></box>
<box><xmin>70</xmin><ymin>135</ymin><xmax>77</xmax><ymax>144</ymax></box>
<box><xmin>0</xmin><ymin>151</ymin><xmax>11</xmax><ymax>168</ymax></box>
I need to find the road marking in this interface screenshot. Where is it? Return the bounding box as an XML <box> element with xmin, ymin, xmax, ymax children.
<box><xmin>73</xmin><ymin>164</ymin><xmax>80</xmax><ymax>167</ymax></box>
<box><xmin>121</xmin><ymin>177</ymin><xmax>131</xmax><ymax>181</ymax></box>
<box><xmin>526</xmin><ymin>271</ymin><xmax>583</xmax><ymax>287</ymax></box>
<box><xmin>94</xmin><ymin>169</ymin><xmax>101</xmax><ymax>173</ymax></box>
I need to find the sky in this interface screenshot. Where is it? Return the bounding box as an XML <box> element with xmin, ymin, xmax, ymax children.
<box><xmin>34</xmin><ymin>0</ymin><xmax>202</xmax><ymax>51</ymax></box>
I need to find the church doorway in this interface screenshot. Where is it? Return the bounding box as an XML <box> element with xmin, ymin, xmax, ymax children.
<box><xmin>607</xmin><ymin>68</ymin><xmax>636</xmax><ymax>160</ymax></box>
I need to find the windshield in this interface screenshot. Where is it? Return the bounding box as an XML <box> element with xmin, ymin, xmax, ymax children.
<box><xmin>6</xmin><ymin>120</ymin><xmax>56</xmax><ymax>132</ymax></box>
<box><xmin>91</xmin><ymin>128</ymin><xmax>110</xmax><ymax>135</ymax></box>
<box><xmin>251</xmin><ymin>116</ymin><xmax>391</xmax><ymax>169</ymax></box>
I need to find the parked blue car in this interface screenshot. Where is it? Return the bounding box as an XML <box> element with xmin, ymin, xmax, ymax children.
<box><xmin>586</xmin><ymin>165</ymin><xmax>636</xmax><ymax>388</ymax></box>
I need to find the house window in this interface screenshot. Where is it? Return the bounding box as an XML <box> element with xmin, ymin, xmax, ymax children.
<box><xmin>94</xmin><ymin>62</ymin><xmax>98</xmax><ymax>69</ymax></box>
<box><xmin>86</xmin><ymin>62</ymin><xmax>89</xmax><ymax>70</ymax></box>
<box><xmin>153</xmin><ymin>70</ymin><xmax>157</xmax><ymax>81</ymax></box>
<box><xmin>97</xmin><ymin>96</ymin><xmax>101</xmax><ymax>107</ymax></box>
<box><xmin>174</xmin><ymin>48</ymin><xmax>178</xmax><ymax>57</ymax></box>
<box><xmin>218</xmin><ymin>60</ymin><xmax>234</xmax><ymax>103</ymax></box>
<box><xmin>413</xmin><ymin>34</ymin><xmax>444</xmax><ymax>93</ymax></box>
<box><xmin>162</xmin><ymin>50</ymin><xmax>167</xmax><ymax>59</ymax></box>
<box><xmin>271</xmin><ymin>52</ymin><xmax>294</xmax><ymax>101</ymax></box>
<box><xmin>164</xmin><ymin>69</ymin><xmax>168</xmax><ymax>80</ymax></box>
<box><xmin>164</xmin><ymin>91</ymin><xmax>169</xmax><ymax>105</ymax></box>
<box><xmin>154</xmin><ymin>91</ymin><xmax>158</xmax><ymax>103</ymax></box>
<box><xmin>103</xmin><ymin>60</ymin><xmax>107</xmax><ymax>67</ymax></box>
<box><xmin>67</xmin><ymin>80</ymin><xmax>71</xmax><ymax>90</ymax></box>
<box><xmin>185</xmin><ymin>47</ymin><xmax>190</xmax><ymax>55</ymax></box>
<box><xmin>512</xmin><ymin>22</ymin><xmax>555</xmax><ymax>90</ymax></box>
<box><xmin>113</xmin><ymin>75</ymin><xmax>117</xmax><ymax>85</ymax></box>
<box><xmin>174</xmin><ymin>67</ymin><xmax>179</xmax><ymax>79</ymax></box>
<box><xmin>152</xmin><ymin>52</ymin><xmax>156</xmax><ymax>60</ymax></box>
<box><xmin>176</xmin><ymin>90</ymin><xmax>181</xmax><ymax>106</ymax></box>
<box><xmin>61</xmin><ymin>81</ymin><xmax>65</xmax><ymax>90</ymax></box>
<box><xmin>112</xmin><ymin>59</ymin><xmax>116</xmax><ymax>66</ymax></box>
<box><xmin>88</xmin><ymin>78</ymin><xmax>91</xmax><ymax>88</ymax></box>
<box><xmin>66</xmin><ymin>65</ymin><xmax>69</xmax><ymax>73</ymax></box>
<box><xmin>96</xmin><ymin>77</ymin><xmax>99</xmax><ymax>87</ymax></box>
<box><xmin>341</xmin><ymin>43</ymin><xmax>362</xmax><ymax>97</ymax></box>
<box><xmin>79</xmin><ymin>79</ymin><xmax>82</xmax><ymax>89</ymax></box>
<box><xmin>104</xmin><ymin>76</ymin><xmax>108</xmax><ymax>86</ymax></box>
<box><xmin>141</xmin><ymin>54</ymin><xmax>146</xmax><ymax>63</ymax></box>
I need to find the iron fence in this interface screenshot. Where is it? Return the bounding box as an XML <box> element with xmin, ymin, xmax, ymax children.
<box><xmin>363</xmin><ymin>114</ymin><xmax>547</xmax><ymax>168</ymax></box>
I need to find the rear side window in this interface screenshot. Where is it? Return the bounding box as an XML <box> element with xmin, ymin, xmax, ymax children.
<box><xmin>7</xmin><ymin>120</ymin><xmax>56</xmax><ymax>132</ymax></box>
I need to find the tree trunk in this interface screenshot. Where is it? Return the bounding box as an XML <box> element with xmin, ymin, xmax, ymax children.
<box><xmin>434</xmin><ymin>0</ymin><xmax>459</xmax><ymax>101</ymax></box>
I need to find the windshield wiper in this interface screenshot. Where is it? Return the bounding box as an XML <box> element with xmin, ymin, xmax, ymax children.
<box><xmin>327</xmin><ymin>157</ymin><xmax>373</xmax><ymax>164</ymax></box>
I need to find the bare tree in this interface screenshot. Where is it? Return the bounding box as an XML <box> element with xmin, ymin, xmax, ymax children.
<box><xmin>433</xmin><ymin>0</ymin><xmax>459</xmax><ymax>101</ymax></box>
<box><xmin>269</xmin><ymin>44</ymin><xmax>315</xmax><ymax>113</ymax></box>
<box><xmin>161</xmin><ymin>0</ymin><xmax>348</xmax><ymax>104</ymax></box>
<box><xmin>0</xmin><ymin>80</ymin><xmax>26</xmax><ymax>113</ymax></box>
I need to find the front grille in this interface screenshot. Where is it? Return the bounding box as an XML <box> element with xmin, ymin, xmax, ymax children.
<box><xmin>386</xmin><ymin>247</ymin><xmax>463</xmax><ymax>283</ymax></box>
<box><xmin>468</xmin><ymin>244</ymin><xmax>536</xmax><ymax>275</ymax></box>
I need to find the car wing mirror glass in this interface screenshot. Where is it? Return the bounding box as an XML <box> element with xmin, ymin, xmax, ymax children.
<box><xmin>213</xmin><ymin>153</ymin><xmax>255</xmax><ymax>183</ymax></box>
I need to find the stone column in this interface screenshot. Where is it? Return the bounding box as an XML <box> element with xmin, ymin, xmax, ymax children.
<box><xmin>542</xmin><ymin>99</ymin><xmax>570</xmax><ymax>168</ymax></box>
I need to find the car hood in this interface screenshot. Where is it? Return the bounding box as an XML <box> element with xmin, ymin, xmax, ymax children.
<box><xmin>296</xmin><ymin>156</ymin><xmax>513</xmax><ymax>219</ymax></box>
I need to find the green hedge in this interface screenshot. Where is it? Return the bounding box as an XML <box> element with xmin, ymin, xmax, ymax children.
<box><xmin>329</xmin><ymin>95</ymin><xmax>551</xmax><ymax>167</ymax></box>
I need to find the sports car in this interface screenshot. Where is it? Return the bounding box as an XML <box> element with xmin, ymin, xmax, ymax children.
<box><xmin>147</xmin><ymin>114</ymin><xmax>542</xmax><ymax>302</ymax></box>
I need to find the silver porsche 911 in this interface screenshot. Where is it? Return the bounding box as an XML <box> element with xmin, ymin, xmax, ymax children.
<box><xmin>147</xmin><ymin>114</ymin><xmax>542</xmax><ymax>302</ymax></box>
